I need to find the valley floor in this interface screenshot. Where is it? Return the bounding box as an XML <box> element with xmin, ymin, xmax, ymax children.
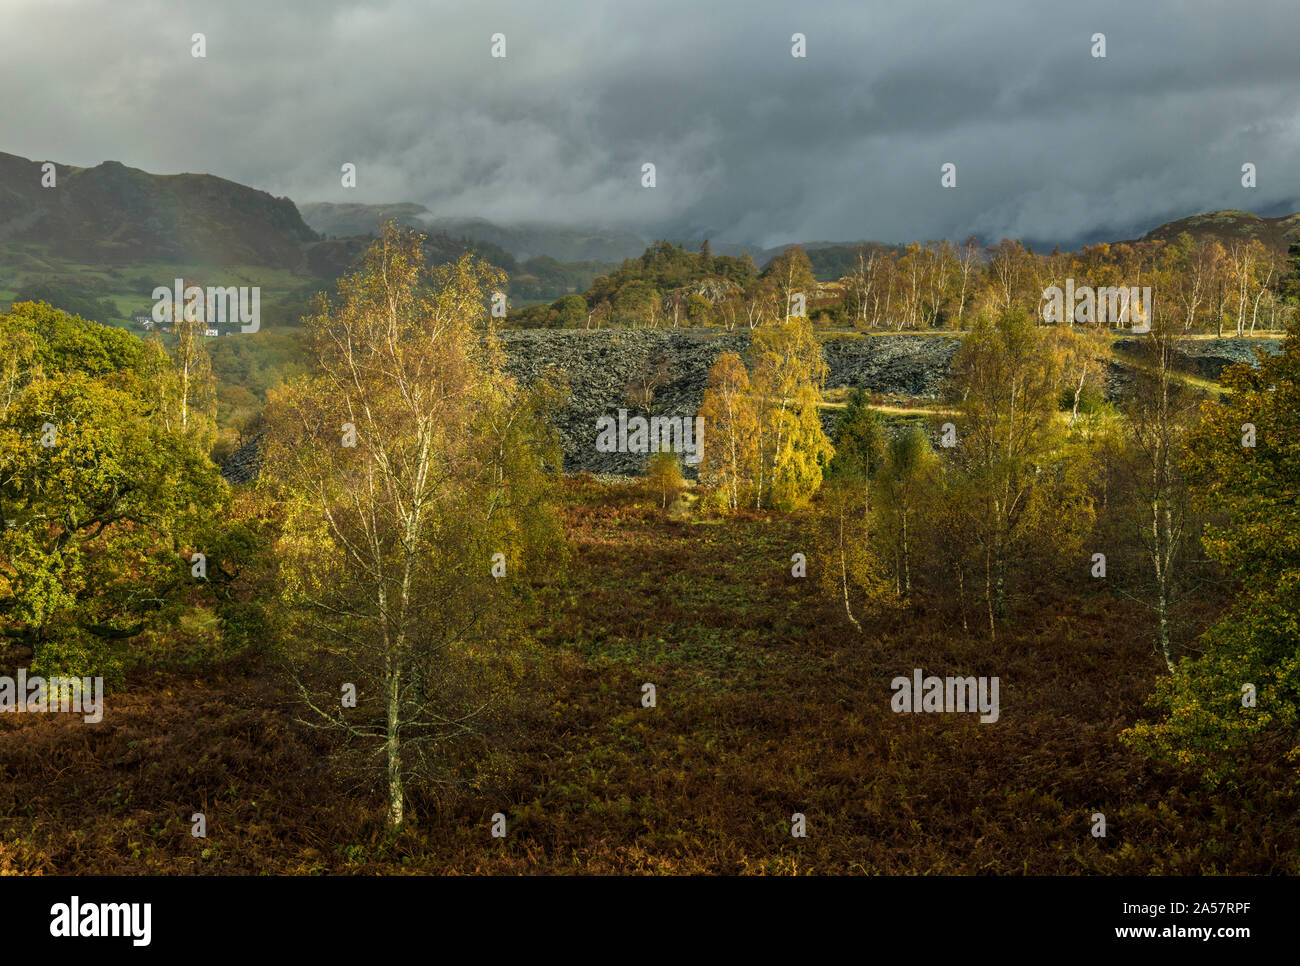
<box><xmin>1</xmin><ymin>478</ymin><xmax>1295</xmax><ymax>874</ymax></box>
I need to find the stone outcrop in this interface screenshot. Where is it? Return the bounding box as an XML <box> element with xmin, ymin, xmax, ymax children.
<box><xmin>220</xmin><ymin>433</ymin><xmax>264</xmax><ymax>485</ymax></box>
<box><xmin>498</xmin><ymin>329</ymin><xmax>961</xmax><ymax>474</ymax></box>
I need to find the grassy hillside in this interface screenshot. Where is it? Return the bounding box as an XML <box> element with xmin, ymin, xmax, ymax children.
<box><xmin>0</xmin><ymin>253</ymin><xmax>318</xmax><ymax>329</ymax></box>
<box><xmin>0</xmin><ymin>153</ymin><xmax>317</xmax><ymax>268</ymax></box>
<box><xmin>1131</xmin><ymin>209</ymin><xmax>1300</xmax><ymax>255</ymax></box>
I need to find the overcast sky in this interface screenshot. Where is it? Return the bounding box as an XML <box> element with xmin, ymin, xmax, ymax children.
<box><xmin>3</xmin><ymin>0</ymin><xmax>1298</xmax><ymax>250</ymax></box>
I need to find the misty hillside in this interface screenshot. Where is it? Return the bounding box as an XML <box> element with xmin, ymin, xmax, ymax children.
<box><xmin>300</xmin><ymin>201</ymin><xmax>649</xmax><ymax>263</ymax></box>
<box><xmin>299</xmin><ymin>204</ymin><xmax>900</xmax><ymax>276</ymax></box>
<box><xmin>296</xmin><ymin>201</ymin><xmax>434</xmax><ymax>239</ymax></box>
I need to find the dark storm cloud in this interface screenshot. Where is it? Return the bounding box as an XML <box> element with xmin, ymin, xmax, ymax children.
<box><xmin>2</xmin><ymin>0</ymin><xmax>1297</xmax><ymax>249</ymax></box>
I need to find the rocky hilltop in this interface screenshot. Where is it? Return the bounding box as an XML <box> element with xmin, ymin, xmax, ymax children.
<box><xmin>498</xmin><ymin>329</ymin><xmax>961</xmax><ymax>475</ymax></box>
<box><xmin>222</xmin><ymin>330</ymin><xmax>1283</xmax><ymax>482</ymax></box>
<box><xmin>499</xmin><ymin>330</ymin><xmax>1281</xmax><ymax>475</ymax></box>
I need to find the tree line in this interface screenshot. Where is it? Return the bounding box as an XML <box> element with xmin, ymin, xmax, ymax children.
<box><xmin>513</xmin><ymin>233</ymin><xmax>1300</xmax><ymax>335</ymax></box>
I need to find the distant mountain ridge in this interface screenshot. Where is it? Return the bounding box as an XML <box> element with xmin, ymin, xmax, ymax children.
<box><xmin>299</xmin><ymin>202</ymin><xmax>649</xmax><ymax>263</ymax></box>
<box><xmin>0</xmin><ymin>152</ymin><xmax>318</xmax><ymax>269</ymax></box>
<box><xmin>2</xmin><ymin>152</ymin><xmax>1297</xmax><ymax>314</ymax></box>
<box><xmin>297</xmin><ymin>203</ymin><xmax>903</xmax><ymax>273</ymax></box>
<box><xmin>0</xmin><ymin>153</ymin><xmax>629</xmax><ymax>321</ymax></box>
